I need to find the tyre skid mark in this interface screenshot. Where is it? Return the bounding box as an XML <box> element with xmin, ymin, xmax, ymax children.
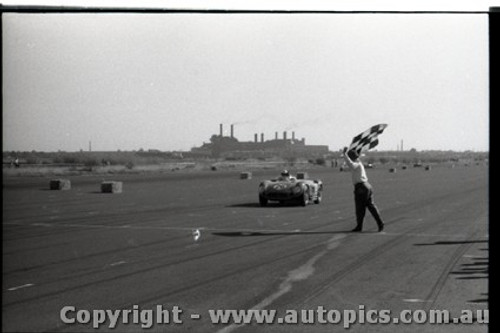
<box><xmin>296</xmin><ymin>204</ymin><xmax>484</xmax><ymax>308</ymax></box>
<box><xmin>216</xmin><ymin>234</ymin><xmax>347</xmax><ymax>333</ymax></box>
<box><xmin>423</xmin><ymin>218</ymin><xmax>487</xmax><ymax>311</ymax></box>
<box><xmin>2</xmin><ymin>225</ymin><xmax>335</xmax><ymax>309</ymax></box>
<box><xmin>42</xmin><ymin>240</ymin><xmax>339</xmax><ymax>333</ymax></box>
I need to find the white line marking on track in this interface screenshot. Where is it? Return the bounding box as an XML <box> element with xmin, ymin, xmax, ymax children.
<box><xmin>31</xmin><ymin>223</ymin><xmax>52</xmax><ymax>227</ymax></box>
<box><xmin>110</xmin><ymin>261</ymin><xmax>127</xmax><ymax>266</ymax></box>
<box><xmin>8</xmin><ymin>283</ymin><xmax>34</xmax><ymax>291</ymax></box>
<box><xmin>403</xmin><ymin>299</ymin><xmax>433</xmax><ymax>303</ymax></box>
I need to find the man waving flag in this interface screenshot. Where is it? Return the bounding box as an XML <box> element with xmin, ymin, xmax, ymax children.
<box><xmin>343</xmin><ymin>124</ymin><xmax>388</xmax><ymax>233</ymax></box>
<box><xmin>348</xmin><ymin>124</ymin><xmax>388</xmax><ymax>155</ymax></box>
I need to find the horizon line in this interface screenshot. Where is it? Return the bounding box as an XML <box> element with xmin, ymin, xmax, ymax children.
<box><xmin>1</xmin><ymin>149</ymin><xmax>489</xmax><ymax>154</ymax></box>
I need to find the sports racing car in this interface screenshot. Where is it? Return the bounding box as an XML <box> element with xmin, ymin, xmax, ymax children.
<box><xmin>258</xmin><ymin>175</ymin><xmax>323</xmax><ymax>207</ymax></box>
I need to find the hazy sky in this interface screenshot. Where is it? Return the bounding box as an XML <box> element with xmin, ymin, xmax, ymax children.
<box><xmin>2</xmin><ymin>10</ymin><xmax>490</xmax><ymax>152</ymax></box>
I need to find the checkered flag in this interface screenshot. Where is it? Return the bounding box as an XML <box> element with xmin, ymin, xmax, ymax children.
<box><xmin>348</xmin><ymin>124</ymin><xmax>388</xmax><ymax>155</ymax></box>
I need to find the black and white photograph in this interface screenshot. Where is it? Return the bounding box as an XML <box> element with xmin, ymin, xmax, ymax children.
<box><xmin>2</xmin><ymin>1</ymin><xmax>492</xmax><ymax>332</ymax></box>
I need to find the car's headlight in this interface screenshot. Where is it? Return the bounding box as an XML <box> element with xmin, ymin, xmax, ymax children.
<box><xmin>292</xmin><ymin>184</ymin><xmax>303</xmax><ymax>194</ymax></box>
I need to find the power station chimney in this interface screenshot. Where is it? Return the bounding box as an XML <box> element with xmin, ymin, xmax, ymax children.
<box><xmin>254</xmin><ymin>133</ymin><xmax>258</xmax><ymax>143</ymax></box>
<box><xmin>220</xmin><ymin>124</ymin><xmax>223</xmax><ymax>137</ymax></box>
<box><xmin>230</xmin><ymin>124</ymin><xmax>234</xmax><ymax>138</ymax></box>
<box><xmin>275</xmin><ymin>132</ymin><xmax>278</xmax><ymax>140</ymax></box>
<box><xmin>261</xmin><ymin>133</ymin><xmax>264</xmax><ymax>143</ymax></box>
<box><xmin>283</xmin><ymin>131</ymin><xmax>287</xmax><ymax>140</ymax></box>
<box><xmin>292</xmin><ymin>131</ymin><xmax>295</xmax><ymax>141</ymax></box>
<box><xmin>401</xmin><ymin>139</ymin><xmax>403</xmax><ymax>151</ymax></box>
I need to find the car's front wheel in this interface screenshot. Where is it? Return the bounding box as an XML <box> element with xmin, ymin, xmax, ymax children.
<box><xmin>259</xmin><ymin>195</ymin><xmax>268</xmax><ymax>207</ymax></box>
<box><xmin>314</xmin><ymin>190</ymin><xmax>322</xmax><ymax>204</ymax></box>
<box><xmin>300</xmin><ymin>188</ymin><xmax>309</xmax><ymax>206</ymax></box>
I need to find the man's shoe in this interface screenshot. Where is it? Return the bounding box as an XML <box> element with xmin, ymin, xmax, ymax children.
<box><xmin>378</xmin><ymin>224</ymin><xmax>384</xmax><ymax>232</ymax></box>
<box><xmin>351</xmin><ymin>226</ymin><xmax>362</xmax><ymax>232</ymax></box>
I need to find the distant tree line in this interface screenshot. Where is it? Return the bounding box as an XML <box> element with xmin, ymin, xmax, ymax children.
<box><xmin>2</xmin><ymin>150</ymin><xmax>186</xmax><ymax>168</ymax></box>
<box><xmin>359</xmin><ymin>150</ymin><xmax>488</xmax><ymax>165</ymax></box>
<box><xmin>3</xmin><ymin>150</ymin><xmax>488</xmax><ymax>168</ymax></box>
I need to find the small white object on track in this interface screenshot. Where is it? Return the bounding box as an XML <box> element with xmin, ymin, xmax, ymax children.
<box><xmin>193</xmin><ymin>229</ymin><xmax>201</xmax><ymax>242</ymax></box>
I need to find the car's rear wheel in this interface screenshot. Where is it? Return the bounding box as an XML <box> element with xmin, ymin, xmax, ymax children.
<box><xmin>259</xmin><ymin>195</ymin><xmax>268</xmax><ymax>206</ymax></box>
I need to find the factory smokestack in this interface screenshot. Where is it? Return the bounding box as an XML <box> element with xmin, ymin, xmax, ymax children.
<box><xmin>283</xmin><ymin>131</ymin><xmax>287</xmax><ymax>140</ymax></box>
<box><xmin>292</xmin><ymin>132</ymin><xmax>295</xmax><ymax>141</ymax></box>
<box><xmin>220</xmin><ymin>124</ymin><xmax>223</xmax><ymax>137</ymax></box>
<box><xmin>261</xmin><ymin>133</ymin><xmax>264</xmax><ymax>143</ymax></box>
<box><xmin>254</xmin><ymin>133</ymin><xmax>258</xmax><ymax>143</ymax></box>
<box><xmin>275</xmin><ymin>132</ymin><xmax>278</xmax><ymax>140</ymax></box>
<box><xmin>231</xmin><ymin>124</ymin><xmax>234</xmax><ymax>138</ymax></box>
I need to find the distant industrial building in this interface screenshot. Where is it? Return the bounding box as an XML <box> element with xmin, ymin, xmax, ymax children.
<box><xmin>190</xmin><ymin>124</ymin><xmax>329</xmax><ymax>159</ymax></box>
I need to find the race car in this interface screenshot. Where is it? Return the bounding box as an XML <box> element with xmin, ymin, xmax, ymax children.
<box><xmin>258</xmin><ymin>175</ymin><xmax>323</xmax><ymax>207</ymax></box>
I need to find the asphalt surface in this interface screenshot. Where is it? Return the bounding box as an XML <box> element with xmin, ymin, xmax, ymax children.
<box><xmin>2</xmin><ymin>165</ymin><xmax>488</xmax><ymax>332</ymax></box>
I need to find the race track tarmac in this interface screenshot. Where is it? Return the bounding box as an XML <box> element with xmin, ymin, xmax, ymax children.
<box><xmin>2</xmin><ymin>165</ymin><xmax>488</xmax><ymax>332</ymax></box>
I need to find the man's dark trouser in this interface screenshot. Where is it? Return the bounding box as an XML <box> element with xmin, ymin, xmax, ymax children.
<box><xmin>354</xmin><ymin>182</ymin><xmax>384</xmax><ymax>229</ymax></box>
